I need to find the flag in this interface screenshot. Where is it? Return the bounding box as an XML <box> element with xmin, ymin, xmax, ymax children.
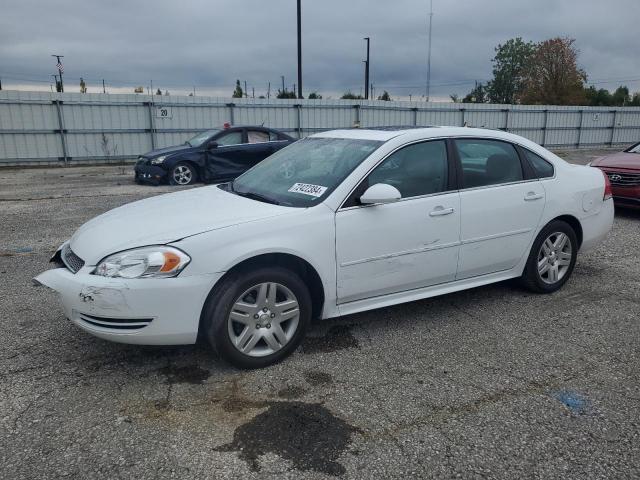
<box><xmin>56</xmin><ymin>61</ymin><xmax>64</xmax><ymax>73</ymax></box>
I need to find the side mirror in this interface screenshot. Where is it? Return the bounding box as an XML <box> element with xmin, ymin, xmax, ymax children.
<box><xmin>360</xmin><ymin>183</ymin><xmax>401</xmax><ymax>205</ymax></box>
<box><xmin>207</xmin><ymin>141</ymin><xmax>218</xmax><ymax>150</ymax></box>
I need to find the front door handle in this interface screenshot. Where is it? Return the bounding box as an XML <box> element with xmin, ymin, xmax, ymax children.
<box><xmin>524</xmin><ymin>192</ymin><xmax>544</xmax><ymax>201</ymax></box>
<box><xmin>429</xmin><ymin>206</ymin><xmax>455</xmax><ymax>217</ymax></box>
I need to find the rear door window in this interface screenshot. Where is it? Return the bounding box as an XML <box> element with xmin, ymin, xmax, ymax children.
<box><xmin>521</xmin><ymin>148</ymin><xmax>554</xmax><ymax>178</ymax></box>
<box><xmin>454</xmin><ymin>139</ymin><xmax>523</xmax><ymax>188</ymax></box>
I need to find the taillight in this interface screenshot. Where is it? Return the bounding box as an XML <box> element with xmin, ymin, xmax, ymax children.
<box><xmin>602</xmin><ymin>171</ymin><xmax>613</xmax><ymax>201</ymax></box>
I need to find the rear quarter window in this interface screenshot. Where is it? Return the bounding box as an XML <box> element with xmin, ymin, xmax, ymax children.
<box><xmin>522</xmin><ymin>149</ymin><xmax>554</xmax><ymax>178</ymax></box>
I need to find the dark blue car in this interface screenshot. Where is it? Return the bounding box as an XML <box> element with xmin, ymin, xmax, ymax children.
<box><xmin>135</xmin><ymin>125</ymin><xmax>295</xmax><ymax>185</ymax></box>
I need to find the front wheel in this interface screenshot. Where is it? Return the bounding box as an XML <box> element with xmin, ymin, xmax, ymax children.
<box><xmin>520</xmin><ymin>220</ymin><xmax>578</xmax><ymax>293</ymax></box>
<box><xmin>201</xmin><ymin>266</ymin><xmax>311</xmax><ymax>369</ymax></box>
<box><xmin>169</xmin><ymin>162</ymin><xmax>198</xmax><ymax>185</ymax></box>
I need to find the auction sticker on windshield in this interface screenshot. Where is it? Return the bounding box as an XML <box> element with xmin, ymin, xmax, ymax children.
<box><xmin>288</xmin><ymin>183</ymin><xmax>328</xmax><ymax>197</ymax></box>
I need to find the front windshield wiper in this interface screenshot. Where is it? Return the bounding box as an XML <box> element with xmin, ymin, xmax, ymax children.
<box><xmin>232</xmin><ymin>188</ymin><xmax>282</xmax><ymax>206</ymax></box>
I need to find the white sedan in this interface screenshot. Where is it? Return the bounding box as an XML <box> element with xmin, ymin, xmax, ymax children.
<box><xmin>35</xmin><ymin>127</ymin><xmax>614</xmax><ymax>368</ymax></box>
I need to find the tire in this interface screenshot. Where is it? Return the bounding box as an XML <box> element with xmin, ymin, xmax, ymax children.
<box><xmin>520</xmin><ymin>220</ymin><xmax>578</xmax><ymax>293</ymax></box>
<box><xmin>201</xmin><ymin>266</ymin><xmax>311</xmax><ymax>369</ymax></box>
<box><xmin>169</xmin><ymin>162</ymin><xmax>198</xmax><ymax>186</ymax></box>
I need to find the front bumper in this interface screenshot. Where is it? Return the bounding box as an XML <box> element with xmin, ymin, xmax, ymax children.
<box><xmin>134</xmin><ymin>163</ymin><xmax>167</xmax><ymax>185</ymax></box>
<box><xmin>34</xmin><ymin>267</ymin><xmax>223</xmax><ymax>345</ymax></box>
<box><xmin>611</xmin><ymin>185</ymin><xmax>640</xmax><ymax>209</ymax></box>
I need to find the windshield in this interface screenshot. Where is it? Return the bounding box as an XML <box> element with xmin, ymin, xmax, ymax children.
<box><xmin>232</xmin><ymin>137</ymin><xmax>383</xmax><ymax>207</ymax></box>
<box><xmin>186</xmin><ymin>129</ymin><xmax>221</xmax><ymax>147</ymax></box>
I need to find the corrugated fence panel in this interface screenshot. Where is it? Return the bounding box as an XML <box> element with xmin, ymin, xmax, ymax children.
<box><xmin>1</xmin><ymin>91</ymin><xmax>639</xmax><ymax>164</ymax></box>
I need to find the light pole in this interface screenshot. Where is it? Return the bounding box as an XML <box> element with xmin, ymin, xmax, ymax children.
<box><xmin>364</xmin><ymin>37</ymin><xmax>370</xmax><ymax>100</ymax></box>
<box><xmin>426</xmin><ymin>0</ymin><xmax>433</xmax><ymax>102</ymax></box>
<box><xmin>297</xmin><ymin>0</ymin><xmax>303</xmax><ymax>98</ymax></box>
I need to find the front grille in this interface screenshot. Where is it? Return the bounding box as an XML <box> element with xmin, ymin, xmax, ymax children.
<box><xmin>603</xmin><ymin>170</ymin><xmax>640</xmax><ymax>187</ymax></box>
<box><xmin>77</xmin><ymin>312</ymin><xmax>153</xmax><ymax>330</ymax></box>
<box><xmin>61</xmin><ymin>243</ymin><xmax>85</xmax><ymax>273</ymax></box>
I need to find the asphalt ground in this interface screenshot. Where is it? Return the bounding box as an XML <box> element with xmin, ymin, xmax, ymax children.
<box><xmin>1</xmin><ymin>149</ymin><xmax>639</xmax><ymax>479</ymax></box>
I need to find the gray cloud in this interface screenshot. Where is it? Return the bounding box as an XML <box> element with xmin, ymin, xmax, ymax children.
<box><xmin>1</xmin><ymin>0</ymin><xmax>639</xmax><ymax>99</ymax></box>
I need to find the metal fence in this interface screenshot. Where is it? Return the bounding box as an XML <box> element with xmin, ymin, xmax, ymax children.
<box><xmin>1</xmin><ymin>90</ymin><xmax>640</xmax><ymax>165</ymax></box>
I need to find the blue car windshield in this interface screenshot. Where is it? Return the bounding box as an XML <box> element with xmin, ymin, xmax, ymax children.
<box><xmin>187</xmin><ymin>129</ymin><xmax>221</xmax><ymax>147</ymax></box>
<box><xmin>232</xmin><ymin>137</ymin><xmax>383</xmax><ymax>207</ymax></box>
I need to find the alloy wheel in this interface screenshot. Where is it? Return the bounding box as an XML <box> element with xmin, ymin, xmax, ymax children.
<box><xmin>172</xmin><ymin>165</ymin><xmax>193</xmax><ymax>185</ymax></box>
<box><xmin>227</xmin><ymin>282</ymin><xmax>300</xmax><ymax>357</ymax></box>
<box><xmin>537</xmin><ymin>231</ymin><xmax>572</xmax><ymax>284</ymax></box>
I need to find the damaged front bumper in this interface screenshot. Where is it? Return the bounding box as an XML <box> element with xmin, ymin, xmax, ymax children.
<box><xmin>134</xmin><ymin>164</ymin><xmax>167</xmax><ymax>185</ymax></box>
<box><xmin>34</xmin><ymin>267</ymin><xmax>222</xmax><ymax>345</ymax></box>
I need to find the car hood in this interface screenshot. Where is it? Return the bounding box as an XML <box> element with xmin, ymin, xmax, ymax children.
<box><xmin>592</xmin><ymin>152</ymin><xmax>640</xmax><ymax>170</ymax></box>
<box><xmin>142</xmin><ymin>144</ymin><xmax>193</xmax><ymax>158</ymax></box>
<box><xmin>69</xmin><ymin>186</ymin><xmax>294</xmax><ymax>264</ymax></box>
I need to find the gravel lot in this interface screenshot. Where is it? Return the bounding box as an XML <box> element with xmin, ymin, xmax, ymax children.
<box><xmin>1</xmin><ymin>150</ymin><xmax>639</xmax><ymax>479</ymax></box>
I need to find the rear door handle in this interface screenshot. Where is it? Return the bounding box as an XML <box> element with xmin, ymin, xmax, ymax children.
<box><xmin>429</xmin><ymin>206</ymin><xmax>455</xmax><ymax>217</ymax></box>
<box><xmin>524</xmin><ymin>192</ymin><xmax>544</xmax><ymax>201</ymax></box>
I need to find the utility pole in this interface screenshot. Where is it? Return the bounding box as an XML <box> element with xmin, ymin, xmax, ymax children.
<box><xmin>293</xmin><ymin>84</ymin><xmax>296</xmax><ymax>97</ymax></box>
<box><xmin>102</xmin><ymin>79</ymin><xmax>106</xmax><ymax>94</ymax></box>
<box><xmin>281</xmin><ymin>75</ymin><xmax>285</xmax><ymax>95</ymax></box>
<box><xmin>363</xmin><ymin>37</ymin><xmax>370</xmax><ymax>100</ymax></box>
<box><xmin>267</xmin><ymin>81</ymin><xmax>271</xmax><ymax>99</ymax></box>
<box><xmin>51</xmin><ymin>54</ymin><xmax>64</xmax><ymax>92</ymax></box>
<box><xmin>244</xmin><ymin>80</ymin><xmax>248</xmax><ymax>98</ymax></box>
<box><xmin>297</xmin><ymin>0</ymin><xmax>303</xmax><ymax>98</ymax></box>
<box><xmin>426</xmin><ymin>0</ymin><xmax>433</xmax><ymax>102</ymax></box>
<box><xmin>252</xmin><ymin>87</ymin><xmax>255</xmax><ymax>99</ymax></box>
<box><xmin>193</xmin><ymin>86</ymin><xmax>196</xmax><ymax>96</ymax></box>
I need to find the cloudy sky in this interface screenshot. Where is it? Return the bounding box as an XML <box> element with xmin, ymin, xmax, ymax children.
<box><xmin>1</xmin><ymin>0</ymin><xmax>639</xmax><ymax>100</ymax></box>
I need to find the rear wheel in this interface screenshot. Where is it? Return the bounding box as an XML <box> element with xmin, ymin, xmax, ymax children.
<box><xmin>201</xmin><ymin>266</ymin><xmax>311</xmax><ymax>369</ymax></box>
<box><xmin>520</xmin><ymin>220</ymin><xmax>578</xmax><ymax>293</ymax></box>
<box><xmin>169</xmin><ymin>162</ymin><xmax>198</xmax><ymax>185</ymax></box>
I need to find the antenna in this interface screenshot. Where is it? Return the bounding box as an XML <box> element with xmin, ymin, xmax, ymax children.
<box><xmin>426</xmin><ymin>0</ymin><xmax>433</xmax><ymax>102</ymax></box>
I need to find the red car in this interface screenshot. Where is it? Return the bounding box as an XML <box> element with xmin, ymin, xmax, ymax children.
<box><xmin>590</xmin><ymin>142</ymin><xmax>640</xmax><ymax>209</ymax></box>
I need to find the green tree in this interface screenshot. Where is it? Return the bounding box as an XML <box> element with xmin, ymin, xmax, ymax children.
<box><xmin>611</xmin><ymin>86</ymin><xmax>630</xmax><ymax>106</ymax></box>
<box><xmin>308</xmin><ymin>92</ymin><xmax>322</xmax><ymax>99</ymax></box>
<box><xmin>232</xmin><ymin>80</ymin><xmax>243</xmax><ymax>98</ymax></box>
<box><xmin>630</xmin><ymin>92</ymin><xmax>640</xmax><ymax>107</ymax></box>
<box><xmin>341</xmin><ymin>91</ymin><xmax>364</xmax><ymax>99</ymax></box>
<box><xmin>155</xmin><ymin>88</ymin><xmax>162</xmax><ymax>95</ymax></box>
<box><xmin>521</xmin><ymin>37</ymin><xmax>586</xmax><ymax>105</ymax></box>
<box><xmin>487</xmin><ymin>37</ymin><xmax>536</xmax><ymax>104</ymax></box>
<box><xmin>276</xmin><ymin>89</ymin><xmax>296</xmax><ymax>99</ymax></box>
<box><xmin>462</xmin><ymin>82</ymin><xmax>488</xmax><ymax>103</ymax></box>
<box><xmin>377</xmin><ymin>91</ymin><xmax>391</xmax><ymax>101</ymax></box>
<box><xmin>449</xmin><ymin>94</ymin><xmax>460</xmax><ymax>103</ymax></box>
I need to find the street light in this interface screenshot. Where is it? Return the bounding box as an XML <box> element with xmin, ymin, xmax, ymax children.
<box><xmin>363</xmin><ymin>37</ymin><xmax>370</xmax><ymax>100</ymax></box>
<box><xmin>297</xmin><ymin>0</ymin><xmax>303</xmax><ymax>99</ymax></box>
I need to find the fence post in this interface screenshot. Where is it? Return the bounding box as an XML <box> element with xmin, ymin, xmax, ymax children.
<box><xmin>541</xmin><ymin>109</ymin><xmax>548</xmax><ymax>147</ymax></box>
<box><xmin>610</xmin><ymin>109</ymin><xmax>618</xmax><ymax>146</ymax></box>
<box><xmin>52</xmin><ymin>99</ymin><xmax>69</xmax><ymax>165</ymax></box>
<box><xmin>227</xmin><ymin>102</ymin><xmax>235</xmax><ymax>125</ymax></box>
<box><xmin>353</xmin><ymin>104</ymin><xmax>360</xmax><ymax>127</ymax></box>
<box><xmin>577</xmin><ymin>109</ymin><xmax>584</xmax><ymax>148</ymax></box>
<box><xmin>145</xmin><ymin>101</ymin><xmax>156</xmax><ymax>150</ymax></box>
<box><xmin>502</xmin><ymin>108</ymin><xmax>509</xmax><ymax>132</ymax></box>
<box><xmin>412</xmin><ymin>107</ymin><xmax>418</xmax><ymax>126</ymax></box>
<box><xmin>295</xmin><ymin>104</ymin><xmax>302</xmax><ymax>138</ymax></box>
<box><xmin>460</xmin><ymin>107</ymin><xmax>466</xmax><ymax>126</ymax></box>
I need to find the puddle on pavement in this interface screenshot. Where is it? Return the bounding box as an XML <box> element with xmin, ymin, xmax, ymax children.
<box><xmin>302</xmin><ymin>325</ymin><xmax>359</xmax><ymax>354</ymax></box>
<box><xmin>215</xmin><ymin>401</ymin><xmax>359</xmax><ymax>476</ymax></box>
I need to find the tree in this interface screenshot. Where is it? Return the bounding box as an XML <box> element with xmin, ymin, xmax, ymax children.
<box><xmin>462</xmin><ymin>82</ymin><xmax>488</xmax><ymax>103</ymax></box>
<box><xmin>377</xmin><ymin>91</ymin><xmax>391</xmax><ymax>101</ymax></box>
<box><xmin>487</xmin><ymin>37</ymin><xmax>536</xmax><ymax>104</ymax></box>
<box><xmin>155</xmin><ymin>88</ymin><xmax>162</xmax><ymax>95</ymax></box>
<box><xmin>276</xmin><ymin>89</ymin><xmax>296</xmax><ymax>99</ymax></box>
<box><xmin>449</xmin><ymin>94</ymin><xmax>460</xmax><ymax>103</ymax></box>
<box><xmin>521</xmin><ymin>37</ymin><xmax>586</xmax><ymax>105</ymax></box>
<box><xmin>584</xmin><ymin>85</ymin><xmax>612</xmax><ymax>106</ymax></box>
<box><xmin>341</xmin><ymin>91</ymin><xmax>364</xmax><ymax>100</ymax></box>
<box><xmin>164</xmin><ymin>90</ymin><xmax>169</xmax><ymax>96</ymax></box>
<box><xmin>612</xmin><ymin>86</ymin><xmax>630</xmax><ymax>106</ymax></box>
<box><xmin>232</xmin><ymin>80</ymin><xmax>243</xmax><ymax>98</ymax></box>
<box><xmin>308</xmin><ymin>92</ymin><xmax>322</xmax><ymax>99</ymax></box>
<box><xmin>630</xmin><ymin>92</ymin><xmax>640</xmax><ymax>107</ymax></box>
<box><xmin>80</xmin><ymin>77</ymin><xmax>87</xmax><ymax>94</ymax></box>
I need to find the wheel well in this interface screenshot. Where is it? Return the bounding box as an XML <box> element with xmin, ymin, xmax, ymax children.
<box><xmin>219</xmin><ymin>253</ymin><xmax>325</xmax><ymax>320</ymax></box>
<box><xmin>553</xmin><ymin>215</ymin><xmax>583</xmax><ymax>248</ymax></box>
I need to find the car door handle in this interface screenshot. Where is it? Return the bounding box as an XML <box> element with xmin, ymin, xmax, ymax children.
<box><xmin>429</xmin><ymin>206</ymin><xmax>455</xmax><ymax>217</ymax></box>
<box><xmin>524</xmin><ymin>192</ymin><xmax>544</xmax><ymax>201</ymax></box>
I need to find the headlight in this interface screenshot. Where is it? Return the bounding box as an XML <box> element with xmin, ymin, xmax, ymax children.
<box><xmin>93</xmin><ymin>246</ymin><xmax>190</xmax><ymax>278</ymax></box>
<box><xmin>150</xmin><ymin>155</ymin><xmax>167</xmax><ymax>165</ymax></box>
